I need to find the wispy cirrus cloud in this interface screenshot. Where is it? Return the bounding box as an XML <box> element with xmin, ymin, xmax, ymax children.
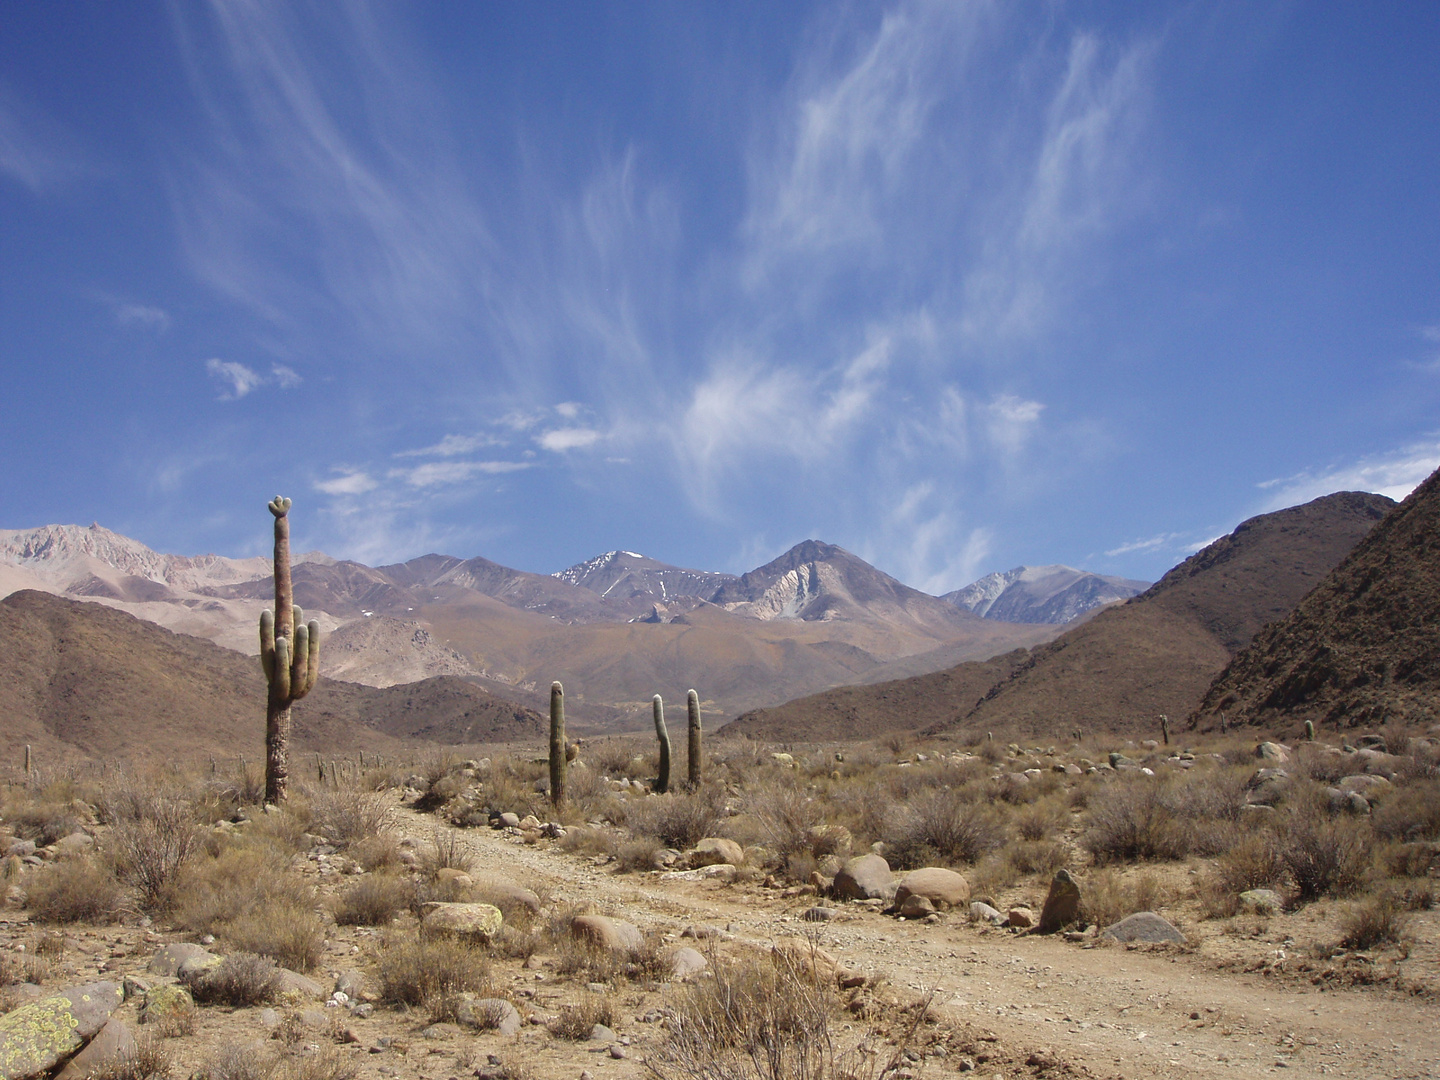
<box><xmin>392</xmin><ymin>460</ymin><xmax>532</xmax><ymax>488</ymax></box>
<box><xmin>115</xmin><ymin>303</ymin><xmax>172</xmax><ymax>333</ymax></box>
<box><xmin>1258</xmin><ymin>439</ymin><xmax>1440</xmax><ymax>510</ymax></box>
<box><xmin>205</xmin><ymin>358</ymin><xmax>300</xmax><ymax>400</ymax></box>
<box><xmin>0</xmin><ymin>86</ymin><xmax>84</xmax><ymax>193</ymax></box>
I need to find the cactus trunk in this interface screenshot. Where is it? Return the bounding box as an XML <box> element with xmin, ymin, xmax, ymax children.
<box><xmin>549</xmin><ymin>681</ymin><xmax>566</xmax><ymax>807</ymax></box>
<box><xmin>1160</xmin><ymin>714</ymin><xmax>1170</xmax><ymax>746</ymax></box>
<box><xmin>653</xmin><ymin>694</ymin><xmax>671</xmax><ymax>794</ymax></box>
<box><xmin>261</xmin><ymin>497</ymin><xmax>320</xmax><ymax>805</ymax></box>
<box><xmin>686</xmin><ymin>689</ymin><xmax>702</xmax><ymax>788</ymax></box>
<box><xmin>1304</xmin><ymin>719</ymin><xmax>1315</xmax><ymax>741</ymax></box>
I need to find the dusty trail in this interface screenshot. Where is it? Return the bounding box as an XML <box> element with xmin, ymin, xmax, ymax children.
<box><xmin>405</xmin><ymin>807</ymin><xmax>1440</xmax><ymax>1080</ymax></box>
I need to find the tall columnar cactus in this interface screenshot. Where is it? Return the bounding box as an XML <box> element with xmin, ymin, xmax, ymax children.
<box><xmin>1160</xmin><ymin>714</ymin><xmax>1170</xmax><ymax>746</ymax></box>
<box><xmin>652</xmin><ymin>694</ymin><xmax>672</xmax><ymax>794</ymax></box>
<box><xmin>260</xmin><ymin>496</ymin><xmax>319</xmax><ymax>804</ymax></box>
<box><xmin>1304</xmin><ymin>719</ymin><xmax>1315</xmax><ymax>742</ymax></box>
<box><xmin>549</xmin><ymin>681</ymin><xmax>566</xmax><ymax>807</ymax></box>
<box><xmin>686</xmin><ymin>689</ymin><xmax>702</xmax><ymax>788</ymax></box>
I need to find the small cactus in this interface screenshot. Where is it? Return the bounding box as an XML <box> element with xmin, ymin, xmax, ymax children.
<box><xmin>1304</xmin><ymin>719</ymin><xmax>1315</xmax><ymax>741</ymax></box>
<box><xmin>687</xmin><ymin>689</ymin><xmax>703</xmax><ymax>788</ymax></box>
<box><xmin>653</xmin><ymin>694</ymin><xmax>672</xmax><ymax>794</ymax></box>
<box><xmin>1160</xmin><ymin>714</ymin><xmax>1170</xmax><ymax>746</ymax></box>
<box><xmin>549</xmin><ymin>681</ymin><xmax>566</xmax><ymax>807</ymax></box>
<box><xmin>260</xmin><ymin>497</ymin><xmax>320</xmax><ymax>804</ymax></box>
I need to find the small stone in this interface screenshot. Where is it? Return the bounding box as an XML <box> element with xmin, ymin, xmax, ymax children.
<box><xmin>589</xmin><ymin>1024</ymin><xmax>616</xmax><ymax>1042</ymax></box>
<box><xmin>1100</xmin><ymin>911</ymin><xmax>1185</xmax><ymax>944</ymax></box>
<box><xmin>608</xmin><ymin>1045</ymin><xmax>627</xmax><ymax>1059</ymax></box>
<box><xmin>1007</xmin><ymin>907</ymin><xmax>1035</xmax><ymax>929</ymax></box>
<box><xmin>801</xmin><ymin>907</ymin><xmax>835</xmax><ymax>922</ymax></box>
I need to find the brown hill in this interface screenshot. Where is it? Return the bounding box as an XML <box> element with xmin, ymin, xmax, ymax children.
<box><xmin>0</xmin><ymin>590</ymin><xmax>543</xmax><ymax>763</ymax></box>
<box><xmin>720</xmin><ymin>649</ymin><xmax>1031</xmax><ymax>741</ymax></box>
<box><xmin>941</xmin><ymin>491</ymin><xmax>1396</xmax><ymax>739</ymax></box>
<box><xmin>1193</xmin><ymin>468</ymin><xmax>1440</xmax><ymax>735</ymax></box>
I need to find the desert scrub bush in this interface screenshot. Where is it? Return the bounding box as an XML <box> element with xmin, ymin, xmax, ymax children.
<box><xmin>1083</xmin><ymin>779</ymin><xmax>1186</xmax><ymax>864</ymax></box>
<box><xmin>376</xmin><ymin>932</ymin><xmax>491</xmax><ymax>1007</ymax></box>
<box><xmin>1338</xmin><ymin>890</ymin><xmax>1412</xmax><ymax>950</ymax></box>
<box><xmin>201</xmin><ymin>1043</ymin><xmax>274</xmax><ymax>1080</ymax></box>
<box><xmin>172</xmin><ymin>846</ymin><xmax>323</xmax><ymax>971</ymax></box>
<box><xmin>0</xmin><ymin>952</ymin><xmax>50</xmax><ymax>986</ymax></box>
<box><xmin>1005</xmin><ymin>840</ymin><xmax>1070</xmax><ymax>878</ymax></box>
<box><xmin>26</xmin><ymin>856</ymin><xmax>123</xmax><ymax>923</ymax></box>
<box><xmin>422</xmin><ymin>827</ymin><xmax>474</xmax><ymax>875</ymax></box>
<box><xmin>306</xmin><ymin>789</ymin><xmax>390</xmax><ymax>847</ymax></box>
<box><xmin>613</xmin><ymin>838</ymin><xmax>666</xmax><ymax>874</ymax></box>
<box><xmin>1373</xmin><ymin>778</ymin><xmax>1440</xmax><ymax>842</ymax></box>
<box><xmin>553</xmin><ymin>932</ymin><xmax>669</xmax><ymax>986</ymax></box>
<box><xmin>1081</xmin><ymin>869</ymin><xmax>1169</xmax><ymax>928</ymax></box>
<box><xmin>1280</xmin><ymin>816</ymin><xmax>1372</xmax><ymax>903</ymax></box>
<box><xmin>742</xmin><ymin>781</ymin><xmax>823</xmax><ymax>862</ymax></box>
<box><xmin>628</xmin><ymin>789</ymin><xmax>727</xmax><ymax>851</ymax></box>
<box><xmin>5</xmin><ymin>801</ymin><xmax>83</xmax><ymax>846</ymax></box>
<box><xmin>547</xmin><ymin>994</ymin><xmax>616</xmax><ymax>1040</ymax></box>
<box><xmin>110</xmin><ymin>794</ymin><xmax>201</xmax><ymax>912</ymax></box>
<box><xmin>348</xmin><ymin>832</ymin><xmax>401</xmax><ymax>871</ymax></box>
<box><xmin>558</xmin><ymin>826</ymin><xmax>620</xmax><ymax>859</ymax></box>
<box><xmin>88</xmin><ymin>1031</ymin><xmax>173</xmax><ymax>1080</ymax></box>
<box><xmin>277</xmin><ymin>1048</ymin><xmax>358</xmax><ymax>1080</ymax></box>
<box><xmin>333</xmin><ymin>872</ymin><xmax>414</xmax><ymax>926</ymax></box>
<box><xmin>882</xmin><ymin>787</ymin><xmax>1006</xmax><ymax>870</ymax></box>
<box><xmin>184</xmin><ymin>952</ymin><xmax>283</xmax><ymax>1007</ymax></box>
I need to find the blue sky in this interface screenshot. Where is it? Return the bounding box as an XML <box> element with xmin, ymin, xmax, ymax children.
<box><xmin>2</xmin><ymin>2</ymin><xmax>1438</xmax><ymax>592</ymax></box>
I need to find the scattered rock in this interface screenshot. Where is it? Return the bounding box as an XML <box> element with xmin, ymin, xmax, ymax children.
<box><xmin>804</xmin><ymin>825</ymin><xmax>853</xmax><ymax>858</ymax></box>
<box><xmin>148</xmin><ymin>943</ymin><xmax>216</xmax><ymax>978</ymax></box>
<box><xmin>333</xmin><ymin>970</ymin><xmax>368</xmax><ymax>1000</ymax></box>
<box><xmin>275</xmin><ymin>969</ymin><xmax>326</xmax><ymax>1002</ymax></box>
<box><xmin>1100</xmin><ymin>911</ymin><xmax>1186</xmax><ymax>944</ymax></box>
<box><xmin>832</xmin><ymin>854</ymin><xmax>896</xmax><ymax>903</ymax></box>
<box><xmin>1036</xmin><ymin>869</ymin><xmax>1082</xmax><ymax>934</ymax></box>
<box><xmin>421</xmin><ymin>902</ymin><xmax>505</xmax><ymax>941</ymax></box>
<box><xmin>668</xmin><ymin>948</ymin><xmax>707</xmax><ymax>979</ymax></box>
<box><xmin>1238</xmin><ymin>889</ymin><xmax>1283</xmax><ymax>915</ymax></box>
<box><xmin>0</xmin><ymin>982</ymin><xmax>123</xmax><ymax>1080</ymax></box>
<box><xmin>454</xmin><ymin>995</ymin><xmax>522</xmax><ymax>1035</ymax></box>
<box><xmin>688</xmin><ymin>838</ymin><xmax>745</xmax><ymax>868</ymax></box>
<box><xmin>570</xmin><ymin>915</ymin><xmax>644</xmax><ymax>953</ymax></box>
<box><xmin>897</xmin><ymin>895</ymin><xmax>935</xmax><ymax>919</ymax></box>
<box><xmin>800</xmin><ymin>907</ymin><xmax>835</xmax><ymax>922</ymax></box>
<box><xmin>472</xmin><ymin>880</ymin><xmax>542</xmax><ymax>916</ymax></box>
<box><xmin>589</xmin><ymin>1024</ymin><xmax>617</xmax><ymax>1042</ymax></box>
<box><xmin>1007</xmin><ymin>907</ymin><xmax>1035</xmax><ymax>929</ymax></box>
<box><xmin>771</xmin><ymin>938</ymin><xmax>845</xmax><ymax>985</ymax></box>
<box><xmin>52</xmin><ymin>833</ymin><xmax>95</xmax><ymax>858</ymax></box>
<box><xmin>498</xmin><ymin>813</ymin><xmax>521</xmax><ymax>829</ymax></box>
<box><xmin>53</xmin><ymin>1018</ymin><xmax>134</xmax><ymax>1080</ymax></box>
<box><xmin>894</xmin><ymin>867</ymin><xmax>970</xmax><ymax>909</ymax></box>
<box><xmin>1256</xmin><ymin>742</ymin><xmax>1291</xmax><ymax>763</ymax></box>
<box><xmin>434</xmin><ymin>868</ymin><xmax>474</xmax><ymax>892</ymax></box>
<box><xmin>140</xmin><ymin>984</ymin><xmax>194</xmax><ymax>1026</ymax></box>
<box><xmin>969</xmin><ymin>902</ymin><xmax>1005</xmax><ymax>925</ymax></box>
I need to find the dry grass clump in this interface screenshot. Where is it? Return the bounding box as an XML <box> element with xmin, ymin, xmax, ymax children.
<box><xmin>613</xmin><ymin>838</ymin><xmax>667</xmax><ymax>874</ymax></box>
<box><xmin>171</xmin><ymin>846</ymin><xmax>323</xmax><ymax>972</ymax></box>
<box><xmin>109</xmin><ymin>793</ymin><xmax>201</xmax><ymax>912</ymax></box>
<box><xmin>25</xmin><ymin>856</ymin><xmax>124</xmax><ymax>923</ymax></box>
<box><xmin>1083</xmin><ymin>780</ymin><xmax>1186</xmax><ymax>864</ymax></box>
<box><xmin>5</xmin><ymin>801</ymin><xmax>84</xmax><ymax>846</ymax></box>
<box><xmin>200</xmin><ymin>1043</ymin><xmax>272</xmax><ymax>1080</ymax></box>
<box><xmin>1338</xmin><ymin>890</ymin><xmax>1411</xmax><ymax>951</ymax></box>
<box><xmin>332</xmin><ymin>872</ymin><xmax>414</xmax><ymax>926</ymax></box>
<box><xmin>547</xmin><ymin>994</ymin><xmax>616</xmax><ymax>1040</ymax></box>
<box><xmin>0</xmin><ymin>952</ymin><xmax>50</xmax><ymax>986</ymax></box>
<box><xmin>627</xmin><ymin>790</ymin><xmax>726</xmax><ymax>851</ymax></box>
<box><xmin>88</xmin><ymin>1031</ymin><xmax>173</xmax><ymax>1080</ymax></box>
<box><xmin>422</xmin><ymin>827</ymin><xmax>474</xmax><ymax>875</ymax></box>
<box><xmin>306</xmin><ymin>789</ymin><xmax>390</xmax><ymax>848</ymax></box>
<box><xmin>375</xmin><ymin>931</ymin><xmax>491</xmax><ymax>1007</ymax></box>
<box><xmin>1081</xmin><ymin>869</ymin><xmax>1170</xmax><ymax>928</ymax></box>
<box><xmin>1279</xmin><ymin>816</ymin><xmax>1371</xmax><ymax>903</ymax></box>
<box><xmin>882</xmin><ymin>787</ymin><xmax>1006</xmax><ymax>870</ymax></box>
<box><xmin>184</xmin><ymin>952</ymin><xmax>283</xmax><ymax>1007</ymax></box>
<box><xmin>1373</xmin><ymin>778</ymin><xmax>1440</xmax><ymax>842</ymax></box>
<box><xmin>348</xmin><ymin>832</ymin><xmax>402</xmax><ymax>871</ymax></box>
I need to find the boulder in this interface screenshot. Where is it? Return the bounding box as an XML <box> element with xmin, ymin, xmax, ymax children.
<box><xmin>832</xmin><ymin>854</ymin><xmax>896</xmax><ymax>902</ymax></box>
<box><xmin>1100</xmin><ymin>911</ymin><xmax>1185</xmax><ymax>944</ymax></box>
<box><xmin>1245</xmin><ymin>768</ymin><xmax>1291</xmax><ymax>806</ymax></box>
<box><xmin>149</xmin><ymin>943</ymin><xmax>216</xmax><ymax>978</ymax></box>
<box><xmin>421</xmin><ymin>902</ymin><xmax>504</xmax><ymax>941</ymax></box>
<box><xmin>472</xmin><ymin>880</ymin><xmax>542</xmax><ymax>916</ymax></box>
<box><xmin>52</xmin><ymin>833</ymin><xmax>95</xmax><ymax>858</ymax></box>
<box><xmin>1238</xmin><ymin>889</ymin><xmax>1283</xmax><ymax>916</ymax></box>
<box><xmin>140</xmin><ymin>984</ymin><xmax>194</xmax><ymax>1026</ymax></box>
<box><xmin>570</xmin><ymin>915</ymin><xmax>644</xmax><ymax>953</ymax></box>
<box><xmin>969</xmin><ymin>901</ymin><xmax>1005</xmax><ymax>925</ymax></box>
<box><xmin>898</xmin><ymin>894</ymin><xmax>935</xmax><ymax>919</ymax></box>
<box><xmin>804</xmin><ymin>825</ymin><xmax>853</xmax><ymax>858</ymax></box>
<box><xmin>688</xmin><ymin>838</ymin><xmax>744</xmax><ymax>868</ymax></box>
<box><xmin>434</xmin><ymin>869</ymin><xmax>474</xmax><ymax>893</ymax></box>
<box><xmin>333</xmin><ymin>970</ymin><xmax>368</xmax><ymax>1000</ymax></box>
<box><xmin>275</xmin><ymin>969</ymin><xmax>326</xmax><ymax>1002</ymax></box>
<box><xmin>1339</xmin><ymin>774</ymin><xmax>1391</xmax><ymax>796</ymax></box>
<box><xmin>1036</xmin><ymin>869</ymin><xmax>1082</xmax><ymax>934</ymax></box>
<box><xmin>894</xmin><ymin>867</ymin><xmax>970</xmax><ymax>909</ymax></box>
<box><xmin>53</xmin><ymin>1018</ymin><xmax>134</xmax><ymax>1080</ymax></box>
<box><xmin>1007</xmin><ymin>907</ymin><xmax>1035</xmax><ymax>929</ymax></box>
<box><xmin>771</xmin><ymin>938</ymin><xmax>843</xmax><ymax>985</ymax></box>
<box><xmin>498</xmin><ymin>813</ymin><xmax>521</xmax><ymax>829</ymax></box>
<box><xmin>0</xmin><ymin>982</ymin><xmax>123</xmax><ymax>1080</ymax></box>
<box><xmin>800</xmin><ymin>907</ymin><xmax>835</xmax><ymax>922</ymax></box>
<box><xmin>454</xmin><ymin>995</ymin><xmax>521</xmax><ymax>1035</ymax></box>
<box><xmin>668</xmin><ymin>947</ymin><xmax>708</xmax><ymax>978</ymax></box>
<box><xmin>1255</xmin><ymin>742</ymin><xmax>1290</xmax><ymax>764</ymax></box>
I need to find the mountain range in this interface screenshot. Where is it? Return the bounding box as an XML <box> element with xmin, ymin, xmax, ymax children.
<box><xmin>724</xmin><ymin>490</ymin><xmax>1397</xmax><ymax>741</ymax></box>
<box><xmin>941</xmin><ymin>565</ymin><xmax>1149</xmax><ymax>624</ymax></box>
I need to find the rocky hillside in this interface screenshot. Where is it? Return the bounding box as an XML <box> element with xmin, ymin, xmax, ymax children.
<box><xmin>1193</xmin><ymin>467</ymin><xmax>1440</xmax><ymax>735</ymax></box>
<box><xmin>0</xmin><ymin>590</ymin><xmax>543</xmax><ymax>762</ymax></box>
<box><xmin>942</xmin><ymin>565</ymin><xmax>1149</xmax><ymax>624</ymax></box>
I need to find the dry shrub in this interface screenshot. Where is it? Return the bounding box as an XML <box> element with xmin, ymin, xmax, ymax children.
<box><xmin>333</xmin><ymin>872</ymin><xmax>413</xmax><ymax>927</ymax></box>
<box><xmin>1339</xmin><ymin>890</ymin><xmax>1411</xmax><ymax>950</ymax></box>
<box><xmin>1083</xmin><ymin>781</ymin><xmax>1185</xmax><ymax>864</ymax></box>
<box><xmin>0</xmin><ymin>952</ymin><xmax>50</xmax><ymax>986</ymax></box>
<box><xmin>1014</xmin><ymin>802</ymin><xmax>1058</xmax><ymax>842</ymax></box>
<box><xmin>202</xmin><ymin>1043</ymin><xmax>273</xmax><ymax>1080</ymax></box>
<box><xmin>1280</xmin><ymin>817</ymin><xmax>1372</xmax><ymax>903</ymax></box>
<box><xmin>278</xmin><ymin>1048</ymin><xmax>357</xmax><ymax>1080</ymax></box>
<box><xmin>6</xmin><ymin>802</ymin><xmax>82</xmax><ymax>846</ymax></box>
<box><xmin>172</xmin><ymin>846</ymin><xmax>322</xmax><ymax>972</ymax></box>
<box><xmin>628</xmin><ymin>790</ymin><xmax>726</xmax><ymax>851</ymax></box>
<box><xmin>1384</xmin><ymin>841</ymin><xmax>1439</xmax><ymax>879</ymax></box>
<box><xmin>1081</xmin><ymin>869</ymin><xmax>1168</xmax><ymax>928</ymax></box>
<box><xmin>25</xmin><ymin>857</ymin><xmax>123</xmax><ymax>923</ymax></box>
<box><xmin>1373</xmin><ymin>778</ymin><xmax>1440</xmax><ymax>842</ymax></box>
<box><xmin>614</xmin><ymin>838</ymin><xmax>666</xmax><ymax>874</ymax></box>
<box><xmin>882</xmin><ymin>788</ymin><xmax>1005</xmax><ymax>870</ymax></box>
<box><xmin>89</xmin><ymin>1031</ymin><xmax>172</xmax><ymax>1080</ymax></box>
<box><xmin>1006</xmin><ymin>840</ymin><xmax>1069</xmax><ymax>878</ymax></box>
<box><xmin>348</xmin><ymin>832</ymin><xmax>401</xmax><ymax>872</ymax></box>
<box><xmin>376</xmin><ymin>932</ymin><xmax>491</xmax><ymax>1007</ymax></box>
<box><xmin>547</xmin><ymin>994</ymin><xmax>615</xmax><ymax>1040</ymax></box>
<box><xmin>651</xmin><ymin>948</ymin><xmax>907</xmax><ymax>1080</ymax></box>
<box><xmin>422</xmin><ymin>828</ymin><xmax>474</xmax><ymax>875</ymax></box>
<box><xmin>558</xmin><ymin>826</ymin><xmax>619</xmax><ymax>859</ymax></box>
<box><xmin>744</xmin><ymin>783</ymin><xmax>823</xmax><ymax>862</ymax></box>
<box><xmin>185</xmin><ymin>953</ymin><xmax>282</xmax><ymax>1007</ymax></box>
<box><xmin>224</xmin><ymin>906</ymin><xmax>325</xmax><ymax>973</ymax></box>
<box><xmin>110</xmin><ymin>796</ymin><xmax>201</xmax><ymax>912</ymax></box>
<box><xmin>306</xmin><ymin>790</ymin><xmax>390</xmax><ymax>847</ymax></box>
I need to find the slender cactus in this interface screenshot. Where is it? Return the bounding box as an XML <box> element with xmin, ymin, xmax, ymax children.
<box><xmin>652</xmin><ymin>695</ymin><xmax>671</xmax><ymax>794</ymax></box>
<box><xmin>1304</xmin><ymin>719</ymin><xmax>1315</xmax><ymax>741</ymax></box>
<box><xmin>260</xmin><ymin>497</ymin><xmax>320</xmax><ymax>804</ymax></box>
<box><xmin>1160</xmin><ymin>714</ymin><xmax>1170</xmax><ymax>746</ymax></box>
<box><xmin>686</xmin><ymin>689</ymin><xmax>703</xmax><ymax>788</ymax></box>
<box><xmin>549</xmin><ymin>681</ymin><xmax>567</xmax><ymax>807</ymax></box>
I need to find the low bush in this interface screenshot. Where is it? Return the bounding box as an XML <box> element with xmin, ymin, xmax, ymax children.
<box><xmin>223</xmin><ymin>904</ymin><xmax>325</xmax><ymax>973</ymax></box>
<box><xmin>1339</xmin><ymin>890</ymin><xmax>1411</xmax><ymax>950</ymax></box>
<box><xmin>307</xmin><ymin>790</ymin><xmax>390</xmax><ymax>848</ymax></box>
<box><xmin>1373</xmin><ymin>778</ymin><xmax>1440</xmax><ymax>842</ymax></box>
<box><xmin>110</xmin><ymin>796</ymin><xmax>201</xmax><ymax>912</ymax></box>
<box><xmin>422</xmin><ymin>828</ymin><xmax>474</xmax><ymax>875</ymax></box>
<box><xmin>6</xmin><ymin>802</ymin><xmax>82</xmax><ymax>846</ymax></box>
<box><xmin>547</xmin><ymin>994</ymin><xmax>615</xmax><ymax>1040</ymax></box>
<box><xmin>375</xmin><ymin>932</ymin><xmax>491</xmax><ymax>1007</ymax></box>
<box><xmin>25</xmin><ymin>857</ymin><xmax>123</xmax><ymax>923</ymax></box>
<box><xmin>628</xmin><ymin>790</ymin><xmax>726</xmax><ymax>851</ymax></box>
<box><xmin>333</xmin><ymin>872</ymin><xmax>413</xmax><ymax>927</ymax></box>
<box><xmin>882</xmin><ymin>787</ymin><xmax>1006</xmax><ymax>869</ymax></box>
<box><xmin>172</xmin><ymin>846</ymin><xmax>322</xmax><ymax>969</ymax></box>
<box><xmin>1083</xmin><ymin>781</ymin><xmax>1186</xmax><ymax>864</ymax></box>
<box><xmin>1280</xmin><ymin>817</ymin><xmax>1371</xmax><ymax>903</ymax></box>
<box><xmin>88</xmin><ymin>1031</ymin><xmax>172</xmax><ymax>1080</ymax></box>
<box><xmin>184</xmin><ymin>953</ymin><xmax>282</xmax><ymax>1007</ymax></box>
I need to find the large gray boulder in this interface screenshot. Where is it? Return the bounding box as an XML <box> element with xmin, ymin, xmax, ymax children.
<box><xmin>420</xmin><ymin>902</ymin><xmax>504</xmax><ymax>940</ymax></box>
<box><xmin>832</xmin><ymin>854</ymin><xmax>896</xmax><ymax>902</ymax></box>
<box><xmin>149</xmin><ymin>943</ymin><xmax>216</xmax><ymax>978</ymax></box>
<box><xmin>570</xmin><ymin>915</ymin><xmax>644</xmax><ymax>953</ymax></box>
<box><xmin>453</xmin><ymin>995</ymin><xmax>521</xmax><ymax>1035</ymax></box>
<box><xmin>894</xmin><ymin>867</ymin><xmax>969</xmax><ymax>909</ymax></box>
<box><xmin>688</xmin><ymin>838</ymin><xmax>744</xmax><ymax>868</ymax></box>
<box><xmin>53</xmin><ymin>1018</ymin><xmax>134</xmax><ymax>1080</ymax></box>
<box><xmin>0</xmin><ymin>982</ymin><xmax>123</xmax><ymax>1080</ymax></box>
<box><xmin>1100</xmin><ymin>911</ymin><xmax>1185</xmax><ymax>944</ymax></box>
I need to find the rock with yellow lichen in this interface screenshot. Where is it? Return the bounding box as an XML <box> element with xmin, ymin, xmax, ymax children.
<box><xmin>0</xmin><ymin>981</ymin><xmax>122</xmax><ymax>1080</ymax></box>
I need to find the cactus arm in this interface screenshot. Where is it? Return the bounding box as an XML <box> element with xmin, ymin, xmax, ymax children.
<box><xmin>304</xmin><ymin>620</ymin><xmax>320</xmax><ymax>695</ymax></box>
<box><xmin>271</xmin><ymin>498</ymin><xmax>293</xmax><ymax>641</ymax></box>
<box><xmin>260</xmin><ymin>610</ymin><xmax>276</xmax><ymax>681</ymax></box>
<box><xmin>290</xmin><ymin>623</ymin><xmax>309</xmax><ymax>692</ymax></box>
<box><xmin>653</xmin><ymin>694</ymin><xmax>671</xmax><ymax>794</ymax></box>
<box><xmin>687</xmin><ymin>688</ymin><xmax>702</xmax><ymax>788</ymax></box>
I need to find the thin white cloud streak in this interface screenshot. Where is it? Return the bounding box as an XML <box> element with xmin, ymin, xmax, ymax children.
<box><xmin>1258</xmin><ymin>440</ymin><xmax>1440</xmax><ymax>510</ymax></box>
<box><xmin>0</xmin><ymin>87</ymin><xmax>83</xmax><ymax>192</ymax></box>
<box><xmin>115</xmin><ymin>303</ymin><xmax>172</xmax><ymax>333</ymax></box>
<box><xmin>536</xmin><ymin>428</ymin><xmax>601</xmax><ymax>453</ymax></box>
<box><xmin>315</xmin><ymin>470</ymin><xmax>377</xmax><ymax>496</ymax></box>
<box><xmin>863</xmin><ymin>480</ymin><xmax>995</xmax><ymax>596</ymax></box>
<box><xmin>393</xmin><ymin>460</ymin><xmax>532</xmax><ymax>488</ymax></box>
<box><xmin>394</xmin><ymin>434</ymin><xmax>501</xmax><ymax>459</ymax></box>
<box><xmin>205</xmin><ymin>357</ymin><xmax>299</xmax><ymax>399</ymax></box>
